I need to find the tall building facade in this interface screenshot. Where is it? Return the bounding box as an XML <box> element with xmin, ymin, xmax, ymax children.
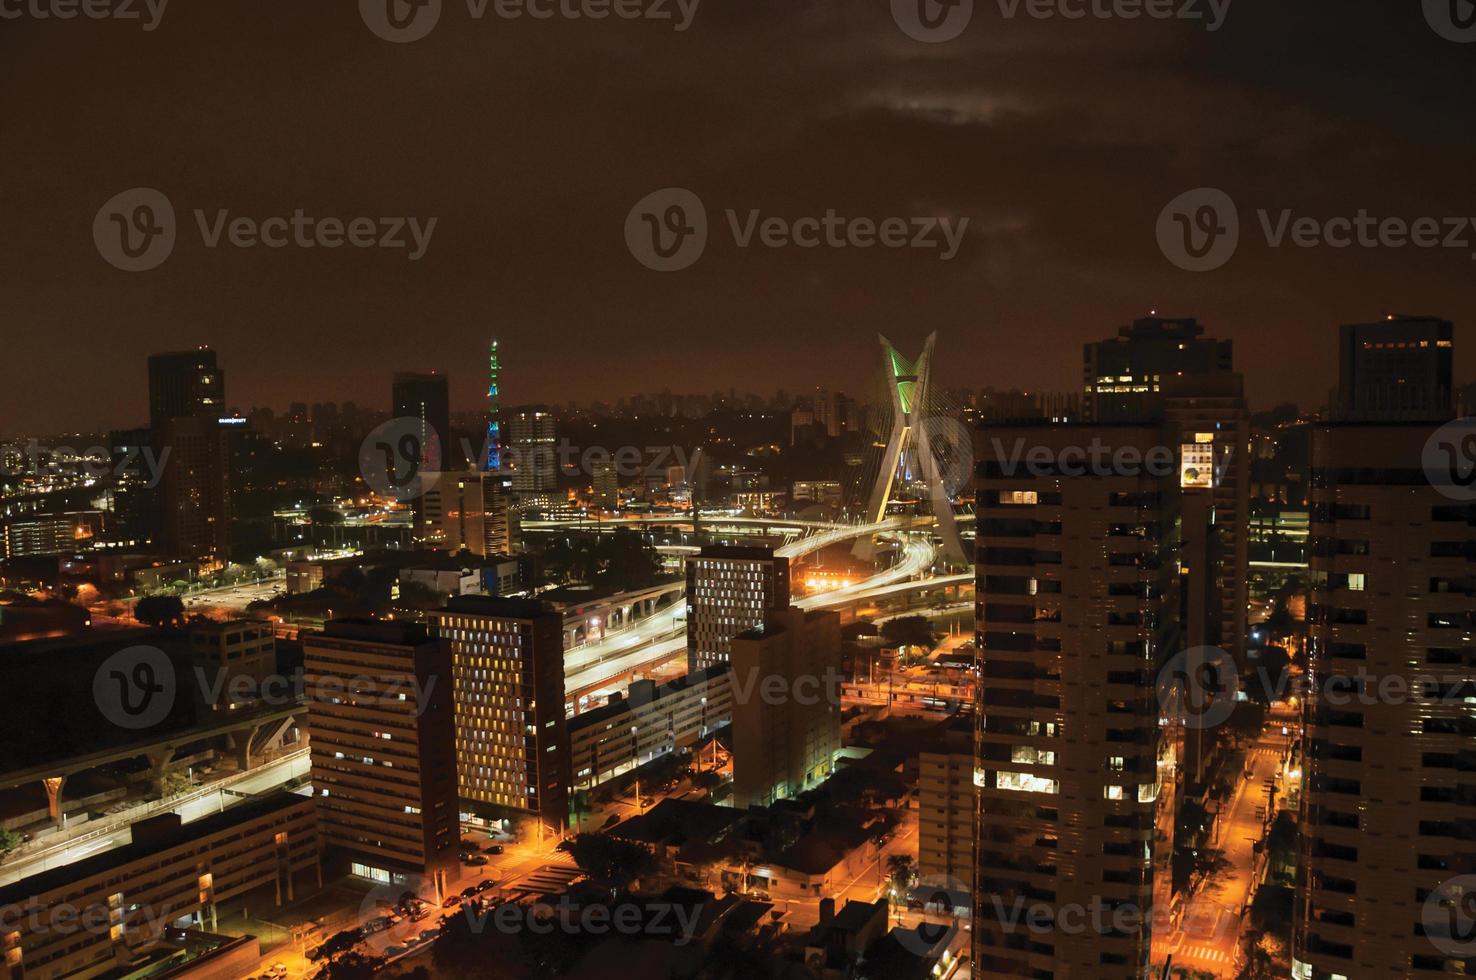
<box><xmin>304</xmin><ymin>620</ymin><xmax>460</xmax><ymax>896</ymax></box>
<box><xmin>431</xmin><ymin>596</ymin><xmax>570</xmax><ymax>834</ymax></box>
<box><xmin>148</xmin><ymin>349</ymin><xmax>231</xmax><ymax>563</ymax></box>
<box><xmin>1293</xmin><ymin>420</ymin><xmax>1473</xmax><ymax>971</ymax></box>
<box><xmin>1082</xmin><ymin>316</ymin><xmax>1233</xmax><ymax>422</ymax></box>
<box><xmin>685</xmin><ymin>544</ymin><xmax>791</xmax><ymax>674</ymax></box>
<box><xmin>148</xmin><ymin>348</ymin><xmax>224</xmax><ymax>428</ymax></box>
<box><xmin>730</xmin><ymin>607</ymin><xmax>842</xmax><ymax>809</ymax></box>
<box><xmin>392</xmin><ymin>371</ymin><xmax>452</xmax><ymax>470</ymax></box>
<box><xmin>418</xmin><ymin>470</ymin><xmax>515</xmax><ymax>556</ymax></box>
<box><xmin>972</xmin><ymin>423</ymin><xmax>1178</xmax><ymax>978</ymax></box>
<box><xmin>507</xmin><ymin>407</ymin><xmax>558</xmax><ymax>506</ymax></box>
<box><xmin>919</xmin><ymin>718</ymin><xmax>975</xmax><ymax>890</ymax></box>
<box><xmin>1336</xmin><ymin>315</ymin><xmax>1455</xmax><ymax>420</ymax></box>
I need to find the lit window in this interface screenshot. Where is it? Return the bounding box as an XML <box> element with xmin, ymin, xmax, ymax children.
<box><xmin>1348</xmin><ymin>574</ymin><xmax>1365</xmax><ymax>591</ymax></box>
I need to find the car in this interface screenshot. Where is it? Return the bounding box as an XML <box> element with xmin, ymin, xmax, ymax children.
<box><xmin>461</xmin><ymin>886</ymin><xmax>479</xmax><ymax>899</ymax></box>
<box><xmin>410</xmin><ymin>905</ymin><xmax>430</xmax><ymax>921</ymax></box>
<box><xmin>442</xmin><ymin>894</ymin><xmax>462</xmax><ymax>908</ymax></box>
<box><xmin>267</xmin><ymin>966</ymin><xmax>288</xmax><ymax>979</ymax></box>
<box><xmin>365</xmin><ymin>916</ymin><xmax>390</xmax><ymax>933</ymax></box>
<box><xmin>486</xmin><ymin>844</ymin><xmax>503</xmax><ymax>855</ymax></box>
<box><xmin>464</xmin><ymin>854</ymin><xmax>489</xmax><ymax>866</ymax></box>
<box><xmin>385</xmin><ymin>945</ymin><xmax>406</xmax><ymax>957</ymax></box>
<box><xmin>386</xmin><ymin>911</ymin><xmax>404</xmax><ymax>924</ymax></box>
<box><xmin>475</xmin><ymin>878</ymin><xmax>497</xmax><ymax>892</ymax></box>
<box><xmin>749</xmin><ymin>889</ymin><xmax>771</xmax><ymax>901</ymax></box>
<box><xmin>461</xmin><ymin>838</ymin><xmax>481</xmax><ymax>851</ymax></box>
<box><xmin>419</xmin><ymin>928</ymin><xmax>440</xmax><ymax>942</ymax></box>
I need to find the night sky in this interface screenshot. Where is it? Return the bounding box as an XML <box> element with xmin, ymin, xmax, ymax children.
<box><xmin>4</xmin><ymin>0</ymin><xmax>1475</xmax><ymax>435</ymax></box>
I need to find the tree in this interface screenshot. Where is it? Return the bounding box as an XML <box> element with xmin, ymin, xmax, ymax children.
<box><xmin>158</xmin><ymin>770</ymin><xmax>193</xmax><ymax>798</ymax></box>
<box><xmin>561</xmin><ymin>832</ymin><xmax>657</xmax><ymax>888</ymax></box>
<box><xmin>0</xmin><ymin>828</ymin><xmax>21</xmax><ymax>860</ymax></box>
<box><xmin>134</xmin><ymin>594</ymin><xmax>185</xmax><ymax>627</ymax></box>
<box><xmin>886</xmin><ymin>854</ymin><xmax>915</xmax><ymax>899</ymax></box>
<box><xmin>316</xmin><ymin>952</ymin><xmax>384</xmax><ymax>980</ymax></box>
<box><xmin>881</xmin><ymin>615</ymin><xmax>936</xmax><ymax>656</ymax></box>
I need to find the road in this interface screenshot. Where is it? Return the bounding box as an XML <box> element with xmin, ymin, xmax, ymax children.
<box><xmin>0</xmin><ymin>751</ymin><xmax>310</xmax><ymax>887</ymax></box>
<box><xmin>1163</xmin><ymin>717</ymin><xmax>1294</xmax><ymax>976</ymax></box>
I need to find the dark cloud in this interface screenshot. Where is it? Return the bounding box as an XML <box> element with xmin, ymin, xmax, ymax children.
<box><xmin>1</xmin><ymin>0</ymin><xmax>1472</xmax><ymax>434</ymax></box>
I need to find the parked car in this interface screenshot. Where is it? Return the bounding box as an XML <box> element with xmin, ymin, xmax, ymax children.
<box><xmin>385</xmin><ymin>945</ymin><xmax>406</xmax><ymax>957</ymax></box>
<box><xmin>464</xmin><ymin>854</ymin><xmax>489</xmax><ymax>866</ymax></box>
<box><xmin>419</xmin><ymin>927</ymin><xmax>440</xmax><ymax>942</ymax></box>
<box><xmin>267</xmin><ymin>966</ymin><xmax>288</xmax><ymax>979</ymax></box>
<box><xmin>486</xmin><ymin>844</ymin><xmax>503</xmax><ymax>855</ymax></box>
<box><xmin>475</xmin><ymin>878</ymin><xmax>497</xmax><ymax>893</ymax></box>
<box><xmin>410</xmin><ymin>905</ymin><xmax>430</xmax><ymax>921</ymax></box>
<box><xmin>461</xmin><ymin>837</ymin><xmax>481</xmax><ymax>850</ymax></box>
<box><xmin>442</xmin><ymin>894</ymin><xmax>462</xmax><ymax>908</ymax></box>
<box><xmin>365</xmin><ymin>916</ymin><xmax>390</xmax><ymax>933</ymax></box>
<box><xmin>461</xmin><ymin>886</ymin><xmax>479</xmax><ymax>899</ymax></box>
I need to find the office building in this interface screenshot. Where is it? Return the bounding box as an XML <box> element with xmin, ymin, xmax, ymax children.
<box><xmin>0</xmin><ymin>792</ymin><xmax>319</xmax><ymax>980</ymax></box>
<box><xmin>417</xmin><ymin>469</ymin><xmax>515</xmax><ymax>556</ymax></box>
<box><xmin>431</xmin><ymin>596</ymin><xmax>570</xmax><ymax>834</ymax></box>
<box><xmin>972</xmin><ymin>423</ymin><xmax>1178</xmax><ymax>978</ymax></box>
<box><xmin>1082</xmin><ymin>316</ymin><xmax>1233</xmax><ymax>422</ymax></box>
<box><xmin>147</xmin><ymin>348</ymin><xmax>224</xmax><ymax>429</ymax></box>
<box><xmin>392</xmin><ymin>371</ymin><xmax>452</xmax><ymax>470</ymax></box>
<box><xmin>1292</xmin><ymin>425</ymin><xmax>1475</xmax><ymax>975</ymax></box>
<box><xmin>1163</xmin><ymin>372</ymin><xmax>1251</xmax><ymax>663</ymax></box>
<box><xmin>567</xmin><ymin>665</ymin><xmax>734</xmax><ymax>791</ymax></box>
<box><xmin>1336</xmin><ymin>315</ymin><xmax>1455</xmax><ymax>420</ymax></box>
<box><xmin>592</xmin><ymin>459</ymin><xmax>619</xmax><ymax>509</ymax></box>
<box><xmin>148</xmin><ymin>350</ymin><xmax>231</xmax><ymax>564</ymax></box>
<box><xmin>304</xmin><ymin>620</ymin><xmax>460</xmax><ymax>895</ymax></box>
<box><xmin>2</xmin><ymin>511</ymin><xmax>104</xmax><ymax>559</ymax></box>
<box><xmin>730</xmin><ymin>607</ymin><xmax>841</xmax><ymax>809</ymax></box>
<box><xmin>187</xmin><ymin>619</ymin><xmax>275</xmax><ymax>712</ymax></box>
<box><xmin>686</xmin><ymin>544</ymin><xmax>791</xmax><ymax>675</ymax></box>
<box><xmin>918</xmin><ymin>718</ymin><xmax>975</xmax><ymax>889</ymax></box>
<box><xmin>506</xmin><ymin>407</ymin><xmax>558</xmax><ymax>507</ymax></box>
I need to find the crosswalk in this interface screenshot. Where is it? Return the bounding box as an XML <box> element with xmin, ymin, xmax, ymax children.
<box><xmin>503</xmin><ymin>861</ymin><xmax>585</xmax><ymax>902</ymax></box>
<box><xmin>1176</xmin><ymin>942</ymin><xmax>1232</xmax><ymax>966</ymax></box>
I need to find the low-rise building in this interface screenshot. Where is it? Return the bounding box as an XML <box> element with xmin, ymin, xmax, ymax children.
<box><xmin>0</xmin><ymin>792</ymin><xmax>319</xmax><ymax>980</ymax></box>
<box><xmin>567</xmin><ymin>666</ymin><xmax>733</xmax><ymax>790</ymax></box>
